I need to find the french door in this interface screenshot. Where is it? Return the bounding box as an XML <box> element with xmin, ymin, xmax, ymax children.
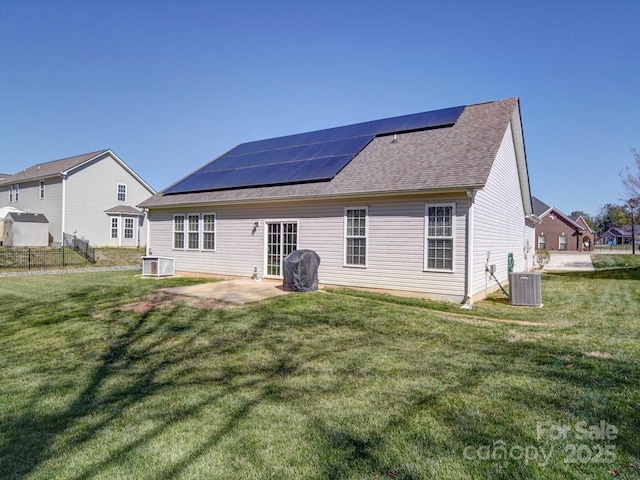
<box><xmin>265</xmin><ymin>221</ymin><xmax>298</xmax><ymax>277</ymax></box>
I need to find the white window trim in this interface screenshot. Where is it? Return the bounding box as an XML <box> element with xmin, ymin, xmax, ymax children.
<box><xmin>263</xmin><ymin>219</ymin><xmax>300</xmax><ymax>278</ymax></box>
<box><xmin>559</xmin><ymin>234</ymin><xmax>567</xmax><ymax>251</ymax></box>
<box><xmin>8</xmin><ymin>185</ymin><xmax>13</xmax><ymax>202</ymax></box>
<box><xmin>186</xmin><ymin>214</ymin><xmax>201</xmax><ymax>250</ymax></box>
<box><xmin>201</xmin><ymin>213</ymin><xmax>216</xmax><ymax>251</ymax></box>
<box><xmin>424</xmin><ymin>203</ymin><xmax>456</xmax><ymax>272</ymax></box>
<box><xmin>538</xmin><ymin>234</ymin><xmax>546</xmax><ymax>250</ymax></box>
<box><xmin>40</xmin><ymin>180</ymin><xmax>45</xmax><ymax>199</ymax></box>
<box><xmin>173</xmin><ymin>213</ymin><xmax>217</xmax><ymax>251</ymax></box>
<box><xmin>173</xmin><ymin>214</ymin><xmax>185</xmax><ymax>250</ymax></box>
<box><xmin>343</xmin><ymin>206</ymin><xmax>368</xmax><ymax>268</ymax></box>
<box><xmin>14</xmin><ymin>184</ymin><xmax>19</xmax><ymax>202</ymax></box>
<box><xmin>124</xmin><ymin>217</ymin><xmax>135</xmax><ymax>239</ymax></box>
<box><xmin>117</xmin><ymin>183</ymin><xmax>127</xmax><ymax>202</ymax></box>
<box><xmin>111</xmin><ymin>217</ymin><xmax>119</xmax><ymax>239</ymax></box>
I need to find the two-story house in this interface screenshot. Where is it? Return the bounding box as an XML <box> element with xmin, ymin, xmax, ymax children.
<box><xmin>0</xmin><ymin>150</ymin><xmax>155</xmax><ymax>247</ymax></box>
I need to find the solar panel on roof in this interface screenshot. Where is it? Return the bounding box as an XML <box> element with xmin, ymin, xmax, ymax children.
<box><xmin>164</xmin><ymin>105</ymin><xmax>465</xmax><ymax>194</ymax></box>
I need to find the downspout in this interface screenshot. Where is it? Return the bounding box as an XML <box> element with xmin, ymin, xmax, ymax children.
<box><xmin>143</xmin><ymin>208</ymin><xmax>150</xmax><ymax>256</ymax></box>
<box><xmin>60</xmin><ymin>173</ymin><xmax>67</xmax><ymax>242</ymax></box>
<box><xmin>462</xmin><ymin>189</ymin><xmax>477</xmax><ymax>308</ymax></box>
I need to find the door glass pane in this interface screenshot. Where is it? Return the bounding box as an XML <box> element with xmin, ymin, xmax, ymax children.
<box><xmin>266</xmin><ymin>222</ymin><xmax>298</xmax><ymax>276</ymax></box>
<box><xmin>267</xmin><ymin>223</ymin><xmax>282</xmax><ymax>276</ymax></box>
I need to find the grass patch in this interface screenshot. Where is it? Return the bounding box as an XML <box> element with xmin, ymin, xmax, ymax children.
<box><xmin>0</xmin><ymin>270</ymin><xmax>638</xmax><ymax>479</ymax></box>
<box><xmin>94</xmin><ymin>247</ymin><xmax>146</xmax><ymax>267</ymax></box>
<box><xmin>592</xmin><ymin>254</ymin><xmax>640</xmax><ymax>270</ymax></box>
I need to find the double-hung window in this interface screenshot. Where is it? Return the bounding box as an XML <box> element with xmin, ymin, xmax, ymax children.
<box><xmin>111</xmin><ymin>218</ymin><xmax>119</xmax><ymax>239</ymax></box>
<box><xmin>117</xmin><ymin>184</ymin><xmax>127</xmax><ymax>202</ymax></box>
<box><xmin>124</xmin><ymin>218</ymin><xmax>134</xmax><ymax>239</ymax></box>
<box><xmin>40</xmin><ymin>180</ymin><xmax>45</xmax><ymax>199</ymax></box>
<box><xmin>425</xmin><ymin>204</ymin><xmax>455</xmax><ymax>271</ymax></box>
<box><xmin>174</xmin><ymin>213</ymin><xmax>216</xmax><ymax>251</ymax></box>
<box><xmin>8</xmin><ymin>185</ymin><xmax>13</xmax><ymax>202</ymax></box>
<box><xmin>538</xmin><ymin>234</ymin><xmax>546</xmax><ymax>250</ymax></box>
<box><xmin>559</xmin><ymin>234</ymin><xmax>567</xmax><ymax>251</ymax></box>
<box><xmin>173</xmin><ymin>215</ymin><xmax>185</xmax><ymax>249</ymax></box>
<box><xmin>187</xmin><ymin>214</ymin><xmax>200</xmax><ymax>250</ymax></box>
<box><xmin>202</xmin><ymin>214</ymin><xmax>216</xmax><ymax>250</ymax></box>
<box><xmin>344</xmin><ymin>207</ymin><xmax>367</xmax><ymax>266</ymax></box>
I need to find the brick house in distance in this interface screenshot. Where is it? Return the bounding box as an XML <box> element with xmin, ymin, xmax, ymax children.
<box><xmin>532</xmin><ymin>196</ymin><xmax>593</xmax><ymax>251</ymax></box>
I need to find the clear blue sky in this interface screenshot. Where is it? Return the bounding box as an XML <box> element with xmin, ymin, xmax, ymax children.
<box><xmin>1</xmin><ymin>0</ymin><xmax>638</xmax><ymax>217</ymax></box>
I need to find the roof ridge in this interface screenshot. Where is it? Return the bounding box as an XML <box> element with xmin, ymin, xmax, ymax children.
<box><xmin>30</xmin><ymin>149</ymin><xmax>109</xmax><ymax>169</ymax></box>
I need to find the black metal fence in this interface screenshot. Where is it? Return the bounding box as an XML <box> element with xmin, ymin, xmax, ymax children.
<box><xmin>0</xmin><ymin>247</ymin><xmax>90</xmax><ymax>270</ymax></box>
<box><xmin>63</xmin><ymin>233</ymin><xmax>96</xmax><ymax>264</ymax></box>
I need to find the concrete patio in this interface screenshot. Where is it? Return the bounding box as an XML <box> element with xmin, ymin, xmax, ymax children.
<box><xmin>161</xmin><ymin>277</ymin><xmax>293</xmax><ymax>304</ymax></box>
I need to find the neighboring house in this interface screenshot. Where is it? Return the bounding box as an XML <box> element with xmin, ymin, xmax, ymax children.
<box><xmin>0</xmin><ymin>150</ymin><xmax>155</xmax><ymax>247</ymax></box>
<box><xmin>1</xmin><ymin>212</ymin><xmax>49</xmax><ymax>247</ymax></box>
<box><xmin>600</xmin><ymin>226</ymin><xmax>640</xmax><ymax>245</ymax></box>
<box><xmin>532</xmin><ymin>197</ymin><xmax>591</xmax><ymax>251</ymax></box>
<box><xmin>140</xmin><ymin>97</ymin><xmax>536</xmax><ymax>303</ymax></box>
<box><xmin>569</xmin><ymin>214</ymin><xmax>595</xmax><ymax>249</ymax></box>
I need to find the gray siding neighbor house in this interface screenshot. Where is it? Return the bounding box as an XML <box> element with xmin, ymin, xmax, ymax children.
<box><xmin>140</xmin><ymin>97</ymin><xmax>536</xmax><ymax>303</ymax></box>
<box><xmin>0</xmin><ymin>150</ymin><xmax>155</xmax><ymax>247</ymax></box>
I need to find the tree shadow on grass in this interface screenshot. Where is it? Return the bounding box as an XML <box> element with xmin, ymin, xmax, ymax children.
<box><xmin>1</xmin><ymin>282</ymin><xmax>638</xmax><ymax>479</ymax></box>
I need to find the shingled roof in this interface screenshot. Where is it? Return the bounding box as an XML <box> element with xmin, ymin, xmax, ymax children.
<box><xmin>140</xmin><ymin>98</ymin><xmax>526</xmax><ymax>208</ymax></box>
<box><xmin>0</xmin><ymin>150</ymin><xmax>109</xmax><ymax>186</ymax></box>
<box><xmin>532</xmin><ymin>196</ymin><xmax>552</xmax><ymax>217</ymax></box>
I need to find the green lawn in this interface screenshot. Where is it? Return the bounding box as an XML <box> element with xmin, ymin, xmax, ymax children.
<box><xmin>0</xmin><ymin>263</ymin><xmax>638</xmax><ymax>479</ymax></box>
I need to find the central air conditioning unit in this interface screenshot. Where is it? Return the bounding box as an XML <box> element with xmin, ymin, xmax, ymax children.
<box><xmin>508</xmin><ymin>272</ymin><xmax>542</xmax><ymax>307</ymax></box>
<box><xmin>142</xmin><ymin>256</ymin><xmax>175</xmax><ymax>277</ymax></box>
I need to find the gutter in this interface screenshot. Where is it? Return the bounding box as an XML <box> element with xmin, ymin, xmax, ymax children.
<box><xmin>60</xmin><ymin>173</ymin><xmax>67</xmax><ymax>241</ymax></box>
<box><xmin>138</xmin><ymin>184</ymin><xmax>487</xmax><ymax>210</ymax></box>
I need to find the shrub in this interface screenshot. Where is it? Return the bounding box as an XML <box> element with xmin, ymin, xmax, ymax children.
<box><xmin>535</xmin><ymin>249</ymin><xmax>550</xmax><ymax>269</ymax></box>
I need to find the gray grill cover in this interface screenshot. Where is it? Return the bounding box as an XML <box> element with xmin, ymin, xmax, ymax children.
<box><xmin>282</xmin><ymin>249</ymin><xmax>321</xmax><ymax>292</ymax></box>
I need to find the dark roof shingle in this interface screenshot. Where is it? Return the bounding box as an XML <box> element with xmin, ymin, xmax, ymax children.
<box><xmin>141</xmin><ymin>98</ymin><xmax>520</xmax><ymax>207</ymax></box>
<box><xmin>0</xmin><ymin>150</ymin><xmax>109</xmax><ymax>185</ymax></box>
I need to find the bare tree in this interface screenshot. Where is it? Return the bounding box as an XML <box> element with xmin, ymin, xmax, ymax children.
<box><xmin>620</xmin><ymin>149</ymin><xmax>640</xmax><ymax>254</ymax></box>
<box><xmin>620</xmin><ymin>149</ymin><xmax>640</xmax><ymax>198</ymax></box>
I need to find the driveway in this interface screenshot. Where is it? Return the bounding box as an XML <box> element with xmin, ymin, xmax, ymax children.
<box><xmin>545</xmin><ymin>252</ymin><xmax>594</xmax><ymax>271</ymax></box>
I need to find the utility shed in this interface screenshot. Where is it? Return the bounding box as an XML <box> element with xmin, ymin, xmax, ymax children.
<box><xmin>2</xmin><ymin>212</ymin><xmax>50</xmax><ymax>247</ymax></box>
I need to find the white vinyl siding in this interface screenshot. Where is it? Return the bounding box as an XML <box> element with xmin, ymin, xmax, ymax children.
<box><xmin>147</xmin><ymin>195</ymin><xmax>468</xmax><ymax>301</ymax></box>
<box><xmin>63</xmin><ymin>152</ymin><xmax>154</xmax><ymax>246</ymax></box>
<box><xmin>472</xmin><ymin>119</ymin><xmax>535</xmax><ymax>299</ymax></box>
<box><xmin>425</xmin><ymin>204</ymin><xmax>455</xmax><ymax>271</ymax></box>
<box><xmin>344</xmin><ymin>207</ymin><xmax>367</xmax><ymax>267</ymax></box>
<box><xmin>1</xmin><ymin>152</ymin><xmax>153</xmax><ymax>247</ymax></box>
<box><xmin>3</xmin><ymin>178</ymin><xmax>63</xmax><ymax>243</ymax></box>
